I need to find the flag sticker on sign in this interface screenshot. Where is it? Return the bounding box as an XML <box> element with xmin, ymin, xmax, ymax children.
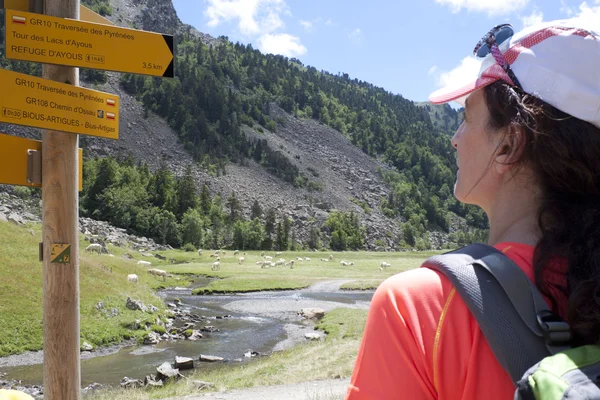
<box><xmin>106</xmin><ymin>112</ymin><xmax>115</xmax><ymax>120</ymax></box>
<box><xmin>106</xmin><ymin>99</ymin><xmax>116</xmax><ymax>106</ymax></box>
<box><xmin>12</xmin><ymin>15</ymin><xmax>26</xmax><ymax>24</ymax></box>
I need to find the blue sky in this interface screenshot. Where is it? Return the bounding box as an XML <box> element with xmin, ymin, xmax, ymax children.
<box><xmin>171</xmin><ymin>0</ymin><xmax>599</xmax><ymax>103</ymax></box>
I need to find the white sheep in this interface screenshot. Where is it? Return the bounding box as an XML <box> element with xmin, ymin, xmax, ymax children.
<box><xmin>197</xmin><ymin>249</ymin><xmax>203</xmax><ymax>256</ymax></box>
<box><xmin>211</xmin><ymin>261</ymin><xmax>220</xmax><ymax>271</ymax></box>
<box><xmin>238</xmin><ymin>257</ymin><xmax>245</xmax><ymax>265</ymax></box>
<box><xmin>275</xmin><ymin>252</ymin><xmax>282</xmax><ymax>257</ymax></box>
<box><xmin>349</xmin><ymin>262</ymin><xmax>354</xmax><ymax>266</ymax></box>
<box><xmin>264</xmin><ymin>255</ymin><xmax>273</xmax><ymax>261</ymax></box>
<box><xmin>274</xmin><ymin>259</ymin><xmax>285</xmax><ymax>267</ymax></box>
<box><xmin>127</xmin><ymin>274</ymin><xmax>138</xmax><ymax>283</ymax></box>
<box><xmin>328</xmin><ymin>254</ymin><xmax>334</xmax><ymax>260</ymax></box>
<box><xmin>147</xmin><ymin>268</ymin><xmax>167</xmax><ymax>281</ymax></box>
<box><xmin>380</xmin><ymin>262</ymin><xmax>391</xmax><ymax>271</ymax></box>
<box><xmin>297</xmin><ymin>257</ymin><xmax>304</xmax><ymax>261</ymax></box>
<box><xmin>285</xmin><ymin>260</ymin><xmax>295</xmax><ymax>269</ymax></box>
<box><xmin>305</xmin><ymin>257</ymin><xmax>311</xmax><ymax>261</ymax></box>
<box><xmin>86</xmin><ymin>243</ymin><xmax>103</xmax><ymax>254</ymax></box>
<box><xmin>320</xmin><ymin>258</ymin><xmax>329</xmax><ymax>262</ymax></box>
<box><xmin>340</xmin><ymin>261</ymin><xmax>350</xmax><ymax>266</ymax></box>
<box><xmin>260</xmin><ymin>251</ymin><xmax>265</xmax><ymax>257</ymax></box>
<box><xmin>137</xmin><ymin>260</ymin><xmax>152</xmax><ymax>266</ymax></box>
<box><xmin>234</xmin><ymin>250</ymin><xmax>239</xmax><ymax>256</ymax></box>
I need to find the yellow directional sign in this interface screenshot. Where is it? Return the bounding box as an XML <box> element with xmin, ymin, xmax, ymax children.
<box><xmin>2</xmin><ymin>1</ymin><xmax>115</xmax><ymax>26</ymax></box>
<box><xmin>5</xmin><ymin>9</ymin><xmax>174</xmax><ymax>77</ymax></box>
<box><xmin>0</xmin><ymin>133</ymin><xmax>83</xmax><ymax>190</ymax></box>
<box><xmin>0</xmin><ymin>68</ymin><xmax>119</xmax><ymax>139</ymax></box>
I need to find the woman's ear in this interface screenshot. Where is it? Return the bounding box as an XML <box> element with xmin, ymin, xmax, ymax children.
<box><xmin>494</xmin><ymin>126</ymin><xmax>525</xmax><ymax>176</ymax></box>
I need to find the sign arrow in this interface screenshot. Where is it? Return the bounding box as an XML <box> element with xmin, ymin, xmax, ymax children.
<box><xmin>5</xmin><ymin>9</ymin><xmax>174</xmax><ymax>78</ymax></box>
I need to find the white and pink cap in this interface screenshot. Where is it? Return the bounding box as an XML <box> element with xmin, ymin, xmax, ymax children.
<box><xmin>428</xmin><ymin>18</ymin><xmax>600</xmax><ymax>129</ymax></box>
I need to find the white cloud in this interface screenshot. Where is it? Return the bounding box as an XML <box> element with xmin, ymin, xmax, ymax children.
<box><xmin>428</xmin><ymin>66</ymin><xmax>438</xmax><ymax>76</ymax></box>
<box><xmin>299</xmin><ymin>19</ymin><xmax>313</xmax><ymax>31</ymax></box>
<box><xmin>434</xmin><ymin>0</ymin><xmax>530</xmax><ymax>16</ymax></box>
<box><xmin>572</xmin><ymin>1</ymin><xmax>600</xmax><ymax>27</ymax></box>
<box><xmin>521</xmin><ymin>9</ymin><xmax>543</xmax><ymax>28</ymax></box>
<box><xmin>325</xmin><ymin>19</ymin><xmax>333</xmax><ymax>26</ymax></box>
<box><xmin>258</xmin><ymin>33</ymin><xmax>307</xmax><ymax>57</ymax></box>
<box><xmin>204</xmin><ymin>0</ymin><xmax>309</xmax><ymax>58</ymax></box>
<box><xmin>435</xmin><ymin>56</ymin><xmax>481</xmax><ymax>88</ymax></box>
<box><xmin>205</xmin><ymin>0</ymin><xmax>288</xmax><ymax>36</ymax></box>
<box><xmin>349</xmin><ymin>28</ymin><xmax>364</xmax><ymax>43</ymax></box>
<box><xmin>560</xmin><ymin>0</ymin><xmax>575</xmax><ymax>16</ymax></box>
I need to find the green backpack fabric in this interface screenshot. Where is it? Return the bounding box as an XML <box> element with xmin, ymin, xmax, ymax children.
<box><xmin>424</xmin><ymin>244</ymin><xmax>600</xmax><ymax>400</ymax></box>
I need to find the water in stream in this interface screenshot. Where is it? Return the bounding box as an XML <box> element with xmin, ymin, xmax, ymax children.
<box><xmin>0</xmin><ymin>286</ymin><xmax>373</xmax><ymax>387</ymax></box>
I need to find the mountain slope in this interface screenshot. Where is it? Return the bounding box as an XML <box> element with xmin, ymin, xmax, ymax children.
<box><xmin>0</xmin><ymin>0</ymin><xmax>487</xmax><ymax>250</ymax></box>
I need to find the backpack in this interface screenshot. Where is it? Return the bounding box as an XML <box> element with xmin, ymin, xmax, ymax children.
<box><xmin>424</xmin><ymin>243</ymin><xmax>600</xmax><ymax>400</ymax></box>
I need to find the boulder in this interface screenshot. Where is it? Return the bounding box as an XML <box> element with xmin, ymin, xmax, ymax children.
<box><xmin>143</xmin><ymin>332</ymin><xmax>160</xmax><ymax>345</ymax></box>
<box><xmin>126</xmin><ymin>297</ymin><xmax>147</xmax><ymax>312</ymax></box>
<box><xmin>192</xmin><ymin>380</ymin><xmax>215</xmax><ymax>390</ymax></box>
<box><xmin>7</xmin><ymin>212</ymin><xmax>24</xmax><ymax>225</ymax></box>
<box><xmin>156</xmin><ymin>362</ymin><xmax>181</xmax><ymax>381</ymax></box>
<box><xmin>304</xmin><ymin>332</ymin><xmax>322</xmax><ymax>341</ymax></box>
<box><xmin>200</xmin><ymin>325</ymin><xmax>219</xmax><ymax>332</ymax></box>
<box><xmin>120</xmin><ymin>377</ymin><xmax>143</xmax><ymax>389</ymax></box>
<box><xmin>148</xmin><ymin>305</ymin><xmax>159</xmax><ymax>313</ymax></box>
<box><xmin>244</xmin><ymin>350</ymin><xmax>260</xmax><ymax>358</ymax></box>
<box><xmin>144</xmin><ymin>375</ymin><xmax>163</xmax><ymax>387</ymax></box>
<box><xmin>298</xmin><ymin>308</ymin><xmax>325</xmax><ymax>320</ymax></box>
<box><xmin>81</xmin><ymin>341</ymin><xmax>94</xmax><ymax>351</ymax></box>
<box><xmin>175</xmin><ymin>356</ymin><xmax>194</xmax><ymax>370</ymax></box>
<box><xmin>199</xmin><ymin>354</ymin><xmax>224</xmax><ymax>362</ymax></box>
<box><xmin>186</xmin><ymin>330</ymin><xmax>203</xmax><ymax>341</ymax></box>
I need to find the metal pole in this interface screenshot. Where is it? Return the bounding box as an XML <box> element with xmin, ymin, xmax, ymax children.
<box><xmin>41</xmin><ymin>0</ymin><xmax>81</xmax><ymax>398</ymax></box>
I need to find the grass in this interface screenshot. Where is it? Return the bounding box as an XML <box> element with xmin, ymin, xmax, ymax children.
<box><xmin>85</xmin><ymin>308</ymin><xmax>369</xmax><ymax>400</ymax></box>
<box><xmin>0</xmin><ymin>218</ymin><xmax>447</xmax><ymax>399</ymax></box>
<box><xmin>0</xmin><ymin>220</ymin><xmax>191</xmax><ymax>357</ymax></box>
<box><xmin>166</xmin><ymin>250</ymin><xmax>444</xmax><ymax>295</ymax></box>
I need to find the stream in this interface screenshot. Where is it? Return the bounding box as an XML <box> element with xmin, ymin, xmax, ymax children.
<box><xmin>0</xmin><ymin>281</ymin><xmax>374</xmax><ymax>387</ymax></box>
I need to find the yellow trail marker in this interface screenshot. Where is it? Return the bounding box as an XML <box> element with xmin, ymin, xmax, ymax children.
<box><xmin>50</xmin><ymin>244</ymin><xmax>71</xmax><ymax>264</ymax></box>
<box><xmin>5</xmin><ymin>9</ymin><xmax>174</xmax><ymax>77</ymax></box>
<box><xmin>0</xmin><ymin>68</ymin><xmax>119</xmax><ymax>139</ymax></box>
<box><xmin>0</xmin><ymin>133</ymin><xmax>83</xmax><ymax>191</ymax></box>
<box><xmin>2</xmin><ymin>1</ymin><xmax>115</xmax><ymax>26</ymax></box>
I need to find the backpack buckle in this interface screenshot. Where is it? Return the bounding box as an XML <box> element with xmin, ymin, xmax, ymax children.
<box><xmin>536</xmin><ymin>311</ymin><xmax>571</xmax><ymax>345</ymax></box>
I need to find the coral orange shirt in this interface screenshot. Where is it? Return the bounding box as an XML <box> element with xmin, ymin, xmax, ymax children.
<box><xmin>346</xmin><ymin>243</ymin><xmax>567</xmax><ymax>400</ymax></box>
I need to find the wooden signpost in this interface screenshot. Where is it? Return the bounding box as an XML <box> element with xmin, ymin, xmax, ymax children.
<box><xmin>0</xmin><ymin>0</ymin><xmax>175</xmax><ymax>398</ymax></box>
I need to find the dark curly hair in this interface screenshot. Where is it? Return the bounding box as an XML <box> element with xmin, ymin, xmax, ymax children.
<box><xmin>484</xmin><ymin>81</ymin><xmax>600</xmax><ymax>346</ymax></box>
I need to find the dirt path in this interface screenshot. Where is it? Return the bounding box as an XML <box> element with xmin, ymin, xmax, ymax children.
<box><xmin>164</xmin><ymin>378</ymin><xmax>350</xmax><ymax>400</ymax></box>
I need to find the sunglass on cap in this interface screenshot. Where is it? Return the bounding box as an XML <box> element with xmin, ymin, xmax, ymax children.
<box><xmin>473</xmin><ymin>24</ymin><xmax>523</xmax><ymax>90</ymax></box>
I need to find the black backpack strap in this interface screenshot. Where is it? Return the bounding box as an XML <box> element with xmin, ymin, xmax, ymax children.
<box><xmin>423</xmin><ymin>243</ymin><xmax>571</xmax><ymax>383</ymax></box>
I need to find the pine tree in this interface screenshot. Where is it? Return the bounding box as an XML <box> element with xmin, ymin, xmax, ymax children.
<box><xmin>262</xmin><ymin>208</ymin><xmax>276</xmax><ymax>250</ymax></box>
<box><xmin>250</xmin><ymin>199</ymin><xmax>262</xmax><ymax>220</ymax></box>
<box><xmin>176</xmin><ymin>165</ymin><xmax>198</xmax><ymax>218</ymax></box>
<box><xmin>200</xmin><ymin>184</ymin><xmax>211</xmax><ymax>215</ymax></box>
<box><xmin>225</xmin><ymin>191</ymin><xmax>242</xmax><ymax>223</ymax></box>
<box><xmin>275</xmin><ymin>222</ymin><xmax>283</xmax><ymax>251</ymax></box>
<box><xmin>282</xmin><ymin>216</ymin><xmax>291</xmax><ymax>250</ymax></box>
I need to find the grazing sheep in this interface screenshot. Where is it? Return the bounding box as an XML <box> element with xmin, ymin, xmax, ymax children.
<box><xmin>137</xmin><ymin>260</ymin><xmax>152</xmax><ymax>266</ymax></box>
<box><xmin>380</xmin><ymin>262</ymin><xmax>391</xmax><ymax>271</ymax></box>
<box><xmin>328</xmin><ymin>254</ymin><xmax>334</xmax><ymax>260</ymax></box>
<box><xmin>275</xmin><ymin>252</ymin><xmax>282</xmax><ymax>257</ymax></box>
<box><xmin>127</xmin><ymin>274</ymin><xmax>138</xmax><ymax>283</ymax></box>
<box><xmin>297</xmin><ymin>257</ymin><xmax>304</xmax><ymax>261</ymax></box>
<box><xmin>257</xmin><ymin>261</ymin><xmax>269</xmax><ymax>269</ymax></box>
<box><xmin>349</xmin><ymin>262</ymin><xmax>354</xmax><ymax>266</ymax></box>
<box><xmin>211</xmin><ymin>261</ymin><xmax>220</xmax><ymax>271</ymax></box>
<box><xmin>85</xmin><ymin>244</ymin><xmax>103</xmax><ymax>254</ymax></box>
<box><xmin>340</xmin><ymin>261</ymin><xmax>350</xmax><ymax>266</ymax></box>
<box><xmin>234</xmin><ymin>250</ymin><xmax>239</xmax><ymax>256</ymax></box>
<box><xmin>238</xmin><ymin>257</ymin><xmax>245</xmax><ymax>265</ymax></box>
<box><xmin>197</xmin><ymin>249</ymin><xmax>203</xmax><ymax>256</ymax></box>
<box><xmin>274</xmin><ymin>259</ymin><xmax>285</xmax><ymax>267</ymax></box>
<box><xmin>320</xmin><ymin>258</ymin><xmax>329</xmax><ymax>262</ymax></box>
<box><xmin>264</xmin><ymin>255</ymin><xmax>273</xmax><ymax>261</ymax></box>
<box><xmin>305</xmin><ymin>257</ymin><xmax>311</xmax><ymax>261</ymax></box>
<box><xmin>147</xmin><ymin>268</ymin><xmax>167</xmax><ymax>281</ymax></box>
<box><xmin>260</xmin><ymin>251</ymin><xmax>265</xmax><ymax>257</ymax></box>
<box><xmin>285</xmin><ymin>260</ymin><xmax>295</xmax><ymax>269</ymax></box>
